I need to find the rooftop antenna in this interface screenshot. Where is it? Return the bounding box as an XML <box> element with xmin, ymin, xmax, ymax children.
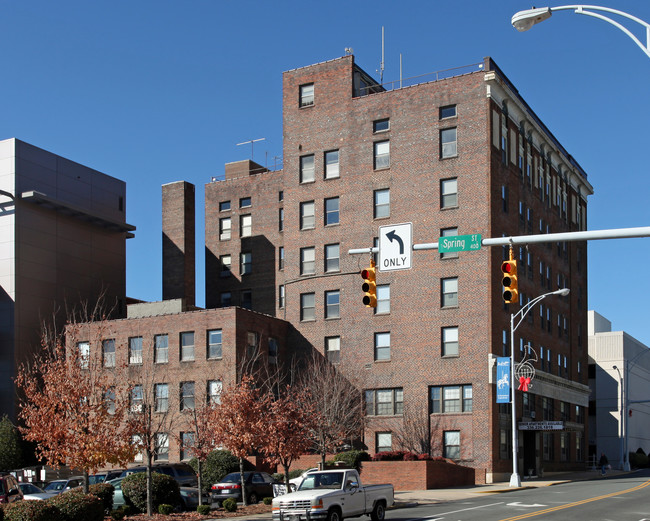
<box><xmin>345</xmin><ymin>47</ymin><xmax>353</xmax><ymax>55</ymax></box>
<box><xmin>379</xmin><ymin>26</ymin><xmax>385</xmax><ymax>84</ymax></box>
<box><xmin>236</xmin><ymin>138</ymin><xmax>265</xmax><ymax>160</ymax></box>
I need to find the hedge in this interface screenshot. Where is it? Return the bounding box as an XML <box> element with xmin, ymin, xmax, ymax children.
<box><xmin>47</xmin><ymin>492</ymin><xmax>104</xmax><ymax>521</ymax></box>
<box><xmin>3</xmin><ymin>500</ymin><xmax>66</xmax><ymax>521</ymax></box>
<box><xmin>121</xmin><ymin>471</ymin><xmax>181</xmax><ymax>513</ymax></box>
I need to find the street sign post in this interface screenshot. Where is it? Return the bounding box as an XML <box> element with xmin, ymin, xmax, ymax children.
<box><xmin>438</xmin><ymin>233</ymin><xmax>482</xmax><ymax>253</ymax></box>
<box><xmin>378</xmin><ymin>223</ymin><xmax>412</xmax><ymax>272</ymax></box>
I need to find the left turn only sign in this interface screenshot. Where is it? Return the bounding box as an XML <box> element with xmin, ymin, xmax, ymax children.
<box><xmin>378</xmin><ymin>223</ymin><xmax>412</xmax><ymax>272</ymax></box>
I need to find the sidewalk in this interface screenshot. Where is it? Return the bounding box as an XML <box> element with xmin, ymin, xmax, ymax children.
<box><xmin>394</xmin><ymin>468</ymin><xmax>628</xmax><ymax>505</ymax></box>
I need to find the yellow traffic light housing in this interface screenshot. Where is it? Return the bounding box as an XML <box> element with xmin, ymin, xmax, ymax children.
<box><xmin>501</xmin><ymin>257</ymin><xmax>518</xmax><ymax>304</ymax></box>
<box><xmin>361</xmin><ymin>262</ymin><xmax>377</xmax><ymax>308</ymax></box>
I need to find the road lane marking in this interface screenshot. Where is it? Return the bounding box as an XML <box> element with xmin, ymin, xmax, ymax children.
<box><xmin>499</xmin><ymin>479</ymin><xmax>650</xmax><ymax>521</ymax></box>
<box><xmin>403</xmin><ymin>502</ymin><xmax>505</xmax><ymax>521</ymax></box>
<box><xmin>507</xmin><ymin>502</ymin><xmax>547</xmax><ymax>508</ymax></box>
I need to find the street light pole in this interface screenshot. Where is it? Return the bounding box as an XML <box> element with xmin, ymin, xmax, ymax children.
<box><xmin>511</xmin><ymin>5</ymin><xmax>650</xmax><ymax>59</ymax></box>
<box><xmin>612</xmin><ymin>365</ymin><xmax>624</xmax><ymax>470</ymax></box>
<box><xmin>509</xmin><ymin>287</ymin><xmax>570</xmax><ymax>487</ymax></box>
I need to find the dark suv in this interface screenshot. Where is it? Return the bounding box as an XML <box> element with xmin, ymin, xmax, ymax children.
<box><xmin>0</xmin><ymin>473</ymin><xmax>23</xmax><ymax>504</ymax></box>
<box><xmin>120</xmin><ymin>463</ymin><xmax>197</xmax><ymax>487</ymax></box>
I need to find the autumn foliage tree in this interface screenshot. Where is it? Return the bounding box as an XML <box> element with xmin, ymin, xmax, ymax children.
<box><xmin>212</xmin><ymin>375</ymin><xmax>270</xmax><ymax>506</ymax></box>
<box><xmin>15</xmin><ymin>321</ymin><xmax>135</xmax><ymax>493</ymax></box>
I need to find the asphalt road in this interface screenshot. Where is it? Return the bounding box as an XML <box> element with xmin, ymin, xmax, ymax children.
<box><xmin>385</xmin><ymin>469</ymin><xmax>650</xmax><ymax>521</ymax></box>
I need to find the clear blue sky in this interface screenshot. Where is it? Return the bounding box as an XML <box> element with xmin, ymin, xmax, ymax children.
<box><xmin>1</xmin><ymin>1</ymin><xmax>648</xmax><ymax>345</ymax></box>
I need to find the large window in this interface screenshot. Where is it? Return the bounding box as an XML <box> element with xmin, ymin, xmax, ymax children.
<box><xmin>300</xmin><ymin>247</ymin><xmax>316</xmax><ymax>275</ymax></box>
<box><xmin>365</xmin><ymin>388</ymin><xmax>403</xmax><ymax>416</ymax></box>
<box><xmin>441</xmin><ymin>128</ymin><xmax>457</xmax><ymax>158</ymax></box>
<box><xmin>129</xmin><ymin>337</ymin><xmax>143</xmax><ymax>365</ymax></box>
<box><xmin>219</xmin><ymin>217</ymin><xmax>231</xmax><ymax>240</ymax></box>
<box><xmin>441</xmin><ymin>277</ymin><xmax>458</xmax><ymax>307</ymax></box>
<box><xmin>376</xmin><ymin>284</ymin><xmax>390</xmax><ymax>314</ymax></box>
<box><xmin>442</xmin><ymin>326</ymin><xmax>459</xmax><ymax>357</ymax></box>
<box><xmin>299</xmin><ymin>83</ymin><xmax>314</xmax><ymax>107</ymax></box>
<box><xmin>131</xmin><ymin>385</ymin><xmax>143</xmax><ymax>413</ymax></box>
<box><xmin>325</xmin><ymin>336</ymin><xmax>340</xmax><ymax>364</ymax></box>
<box><xmin>240</xmin><ymin>214</ymin><xmax>252</xmax><ymax>238</ymax></box>
<box><xmin>300</xmin><ymin>293</ymin><xmax>315</xmax><ymax>321</ymax></box>
<box><xmin>300</xmin><ymin>154</ymin><xmax>315</xmax><ymax>183</ymax></box>
<box><xmin>374</xmin><ymin>189</ymin><xmax>390</xmax><ymax>219</ymax></box>
<box><xmin>300</xmin><ymin>201</ymin><xmax>315</xmax><ymax>230</ymax></box>
<box><xmin>180</xmin><ymin>332</ymin><xmax>194</xmax><ymax>362</ymax></box>
<box><xmin>374</xmin><ymin>332</ymin><xmax>391</xmax><ymax>361</ymax></box>
<box><xmin>374</xmin><ymin>140</ymin><xmax>390</xmax><ymax>169</ymax></box>
<box><xmin>430</xmin><ymin>385</ymin><xmax>473</xmax><ymax>413</ymax></box>
<box><xmin>155</xmin><ymin>334</ymin><xmax>169</xmax><ymax>364</ymax></box>
<box><xmin>240</xmin><ymin>252</ymin><xmax>252</xmax><ymax>275</ymax></box>
<box><xmin>180</xmin><ymin>381</ymin><xmax>195</xmax><ymax>411</ymax></box>
<box><xmin>181</xmin><ymin>432</ymin><xmax>195</xmax><ymax>461</ymax></box>
<box><xmin>155</xmin><ymin>383</ymin><xmax>169</xmax><ymax>413</ymax></box>
<box><xmin>208</xmin><ymin>329</ymin><xmax>222</xmax><ymax>359</ymax></box>
<box><xmin>325</xmin><ymin>150</ymin><xmax>340</xmax><ymax>179</ymax></box>
<box><xmin>441</xmin><ymin>178</ymin><xmax>458</xmax><ymax>208</ymax></box>
<box><xmin>324</xmin><ymin>197</ymin><xmax>340</xmax><ymax>225</ymax></box>
<box><xmin>102</xmin><ymin>339</ymin><xmax>115</xmax><ymax>368</ymax></box>
<box><xmin>324</xmin><ymin>243</ymin><xmax>340</xmax><ymax>272</ymax></box>
<box><xmin>155</xmin><ymin>433</ymin><xmax>169</xmax><ymax>461</ymax></box>
<box><xmin>77</xmin><ymin>341</ymin><xmax>90</xmax><ymax>370</ymax></box>
<box><xmin>208</xmin><ymin>380</ymin><xmax>222</xmax><ymax>405</ymax></box>
<box><xmin>444</xmin><ymin>431</ymin><xmax>460</xmax><ymax>459</ymax></box>
<box><xmin>325</xmin><ymin>290</ymin><xmax>340</xmax><ymax>319</ymax></box>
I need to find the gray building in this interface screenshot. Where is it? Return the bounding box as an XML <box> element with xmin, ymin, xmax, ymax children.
<box><xmin>0</xmin><ymin>138</ymin><xmax>134</xmax><ymax>418</ymax></box>
<box><xmin>588</xmin><ymin>310</ymin><xmax>650</xmax><ymax>469</ymax></box>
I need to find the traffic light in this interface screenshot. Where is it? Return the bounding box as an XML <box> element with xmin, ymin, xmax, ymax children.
<box><xmin>361</xmin><ymin>263</ymin><xmax>377</xmax><ymax>308</ymax></box>
<box><xmin>501</xmin><ymin>259</ymin><xmax>519</xmax><ymax>303</ymax></box>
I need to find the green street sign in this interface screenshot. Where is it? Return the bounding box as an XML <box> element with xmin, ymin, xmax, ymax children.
<box><xmin>438</xmin><ymin>233</ymin><xmax>482</xmax><ymax>253</ymax></box>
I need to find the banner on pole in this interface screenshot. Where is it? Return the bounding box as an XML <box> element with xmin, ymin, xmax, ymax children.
<box><xmin>496</xmin><ymin>357</ymin><xmax>511</xmax><ymax>403</ymax></box>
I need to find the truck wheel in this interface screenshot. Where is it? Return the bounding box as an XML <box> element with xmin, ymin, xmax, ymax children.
<box><xmin>371</xmin><ymin>501</ymin><xmax>386</xmax><ymax>521</ymax></box>
<box><xmin>248</xmin><ymin>492</ymin><xmax>258</xmax><ymax>504</ymax></box>
<box><xmin>327</xmin><ymin>507</ymin><xmax>343</xmax><ymax>521</ymax></box>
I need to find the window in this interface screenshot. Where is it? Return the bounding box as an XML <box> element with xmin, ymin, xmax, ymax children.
<box><xmin>300</xmin><ymin>293</ymin><xmax>315</xmax><ymax>321</ymax></box>
<box><xmin>208</xmin><ymin>329</ymin><xmax>222</xmax><ymax>359</ymax></box>
<box><xmin>441</xmin><ymin>178</ymin><xmax>458</xmax><ymax>208</ymax></box>
<box><xmin>104</xmin><ymin>388</ymin><xmax>116</xmax><ymax>415</ymax></box>
<box><xmin>129</xmin><ymin>337</ymin><xmax>143</xmax><ymax>365</ymax></box>
<box><xmin>76</xmin><ymin>341</ymin><xmax>89</xmax><ymax>369</ymax></box>
<box><xmin>502</xmin><ymin>185</ymin><xmax>509</xmax><ymax>212</ymax></box>
<box><xmin>365</xmin><ymin>388</ymin><xmax>403</xmax><ymax>416</ymax></box>
<box><xmin>324</xmin><ymin>243</ymin><xmax>340</xmax><ymax>272</ymax></box>
<box><xmin>279</xmin><ymin>207</ymin><xmax>284</xmax><ymax>232</ymax></box>
<box><xmin>300</xmin><ymin>201</ymin><xmax>315</xmax><ymax>230</ymax></box>
<box><xmin>325</xmin><ymin>336</ymin><xmax>340</xmax><ymax>364</ymax></box>
<box><xmin>208</xmin><ymin>380</ymin><xmax>222</xmax><ymax>405</ymax></box>
<box><xmin>300</xmin><ymin>154</ymin><xmax>315</xmax><ymax>183</ymax></box>
<box><xmin>181</xmin><ymin>432</ymin><xmax>195</xmax><ymax>461</ymax></box>
<box><xmin>180</xmin><ymin>332</ymin><xmax>194</xmax><ymax>362</ymax></box>
<box><xmin>324</xmin><ymin>197</ymin><xmax>340</xmax><ymax>225</ymax></box>
<box><xmin>543</xmin><ymin>432</ymin><xmax>554</xmax><ymax>461</ymax></box>
<box><xmin>279</xmin><ymin>246</ymin><xmax>285</xmax><ymax>270</ymax></box>
<box><xmin>542</xmin><ymin>397</ymin><xmax>554</xmax><ymax>420</ymax></box>
<box><xmin>240</xmin><ymin>252</ymin><xmax>252</xmax><ymax>275</ymax></box>
<box><xmin>444</xmin><ymin>431</ymin><xmax>460</xmax><ymax>459</ymax></box>
<box><xmin>440</xmin><ymin>105</ymin><xmax>457</xmax><ymax>119</ymax></box>
<box><xmin>430</xmin><ymin>385</ymin><xmax>473</xmax><ymax>413</ymax></box>
<box><xmin>242</xmin><ymin>290</ymin><xmax>252</xmax><ymax>309</ymax></box>
<box><xmin>523</xmin><ymin>392</ymin><xmax>535</xmax><ymax>417</ymax></box>
<box><xmin>240</xmin><ymin>214</ymin><xmax>252</xmax><ymax>237</ymax></box>
<box><xmin>440</xmin><ymin>227</ymin><xmax>458</xmax><ymax>259</ymax></box>
<box><xmin>155</xmin><ymin>334</ymin><xmax>169</xmax><ymax>364</ymax></box>
<box><xmin>441</xmin><ymin>277</ymin><xmax>458</xmax><ymax>307</ymax></box>
<box><xmin>374</xmin><ymin>189</ymin><xmax>390</xmax><ymax>219</ymax></box>
<box><xmin>239</xmin><ymin>196</ymin><xmax>251</xmax><ymax>208</ymax></box>
<box><xmin>300</xmin><ymin>247</ymin><xmax>316</xmax><ymax>275</ymax></box>
<box><xmin>376</xmin><ymin>432</ymin><xmax>392</xmax><ymax>453</ymax></box>
<box><xmin>441</xmin><ymin>128</ymin><xmax>457</xmax><ymax>158</ymax></box>
<box><xmin>220</xmin><ymin>254</ymin><xmax>232</xmax><ymax>277</ymax></box>
<box><xmin>132</xmin><ymin>435</ymin><xmax>143</xmax><ymax>462</ymax></box>
<box><xmin>102</xmin><ymin>339</ymin><xmax>115</xmax><ymax>368</ymax></box>
<box><xmin>299</xmin><ymin>83</ymin><xmax>314</xmax><ymax>107</ymax></box>
<box><xmin>376</xmin><ymin>284</ymin><xmax>390</xmax><ymax>314</ymax></box>
<box><xmin>155</xmin><ymin>433</ymin><xmax>169</xmax><ymax>461</ymax></box>
<box><xmin>279</xmin><ymin>191</ymin><xmax>283</xmax><ymax>202</ymax></box>
<box><xmin>219</xmin><ymin>200</ymin><xmax>230</xmax><ymax>212</ymax></box>
<box><xmin>221</xmin><ymin>291</ymin><xmax>232</xmax><ymax>307</ymax></box>
<box><xmin>374</xmin><ymin>332</ymin><xmax>390</xmax><ymax>361</ymax></box>
<box><xmin>374</xmin><ymin>140</ymin><xmax>390</xmax><ymax>169</ymax></box>
<box><xmin>279</xmin><ymin>285</ymin><xmax>285</xmax><ymax>308</ymax></box>
<box><xmin>155</xmin><ymin>383</ymin><xmax>169</xmax><ymax>413</ymax></box>
<box><xmin>500</xmin><ymin>429</ymin><xmax>510</xmax><ymax>460</ymax></box>
<box><xmin>219</xmin><ymin>217</ymin><xmax>231</xmax><ymax>240</ymax></box>
<box><xmin>247</xmin><ymin>332</ymin><xmax>258</xmax><ymax>358</ymax></box>
<box><xmin>576</xmin><ymin>432</ymin><xmax>584</xmax><ymax>461</ymax></box>
<box><xmin>268</xmin><ymin>337</ymin><xmax>278</xmax><ymax>361</ymax></box>
<box><xmin>180</xmin><ymin>381</ymin><xmax>195</xmax><ymax>411</ymax></box>
<box><xmin>325</xmin><ymin>290</ymin><xmax>340</xmax><ymax>319</ymax></box>
<box><xmin>442</xmin><ymin>326</ymin><xmax>459</xmax><ymax>357</ymax></box>
<box><xmin>325</xmin><ymin>150</ymin><xmax>340</xmax><ymax>179</ymax></box>
<box><xmin>131</xmin><ymin>385</ymin><xmax>143</xmax><ymax>413</ymax></box>
<box><xmin>373</xmin><ymin>118</ymin><xmax>389</xmax><ymax>133</ymax></box>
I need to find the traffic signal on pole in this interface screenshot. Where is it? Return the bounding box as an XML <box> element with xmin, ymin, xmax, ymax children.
<box><xmin>501</xmin><ymin>259</ymin><xmax>519</xmax><ymax>304</ymax></box>
<box><xmin>361</xmin><ymin>263</ymin><xmax>377</xmax><ymax>308</ymax></box>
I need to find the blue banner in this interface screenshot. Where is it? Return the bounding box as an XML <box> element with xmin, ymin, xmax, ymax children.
<box><xmin>496</xmin><ymin>357</ymin><xmax>511</xmax><ymax>403</ymax></box>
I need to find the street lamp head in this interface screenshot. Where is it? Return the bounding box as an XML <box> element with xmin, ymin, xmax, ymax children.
<box><xmin>553</xmin><ymin>288</ymin><xmax>570</xmax><ymax>297</ymax></box>
<box><xmin>512</xmin><ymin>7</ymin><xmax>552</xmax><ymax>32</ymax></box>
<box><xmin>613</xmin><ymin>365</ymin><xmax>618</xmax><ymax>370</ymax></box>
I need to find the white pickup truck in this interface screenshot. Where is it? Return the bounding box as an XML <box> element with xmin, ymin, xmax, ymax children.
<box><xmin>272</xmin><ymin>469</ymin><xmax>394</xmax><ymax>521</ymax></box>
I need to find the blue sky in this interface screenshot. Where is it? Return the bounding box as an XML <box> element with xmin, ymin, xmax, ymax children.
<box><xmin>1</xmin><ymin>1</ymin><xmax>649</xmax><ymax>345</ymax></box>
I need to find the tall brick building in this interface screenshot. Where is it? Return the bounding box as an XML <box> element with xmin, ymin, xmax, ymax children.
<box><xmin>202</xmin><ymin>55</ymin><xmax>593</xmax><ymax>483</ymax></box>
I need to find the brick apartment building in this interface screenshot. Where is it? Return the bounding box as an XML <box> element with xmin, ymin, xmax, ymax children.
<box><xmin>201</xmin><ymin>55</ymin><xmax>593</xmax><ymax>483</ymax></box>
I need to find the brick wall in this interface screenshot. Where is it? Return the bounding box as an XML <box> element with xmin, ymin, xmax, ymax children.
<box><xmin>360</xmin><ymin>460</ymin><xmax>475</xmax><ymax>490</ymax></box>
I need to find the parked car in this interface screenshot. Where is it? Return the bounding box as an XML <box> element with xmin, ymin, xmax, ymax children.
<box><xmin>109</xmin><ymin>476</ymin><xmax>210</xmax><ymax>511</ymax></box>
<box><xmin>289</xmin><ymin>468</ymin><xmax>319</xmax><ymax>491</ymax></box>
<box><xmin>120</xmin><ymin>463</ymin><xmax>198</xmax><ymax>487</ymax></box>
<box><xmin>107</xmin><ymin>477</ymin><xmax>126</xmax><ymax>508</ymax></box>
<box><xmin>211</xmin><ymin>471</ymin><xmax>276</xmax><ymax>505</ymax></box>
<box><xmin>0</xmin><ymin>473</ymin><xmax>23</xmax><ymax>504</ymax></box>
<box><xmin>89</xmin><ymin>470</ymin><xmax>123</xmax><ymax>484</ymax></box>
<box><xmin>43</xmin><ymin>476</ymin><xmax>84</xmax><ymax>495</ymax></box>
<box><xmin>18</xmin><ymin>482</ymin><xmax>53</xmax><ymax>500</ymax></box>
